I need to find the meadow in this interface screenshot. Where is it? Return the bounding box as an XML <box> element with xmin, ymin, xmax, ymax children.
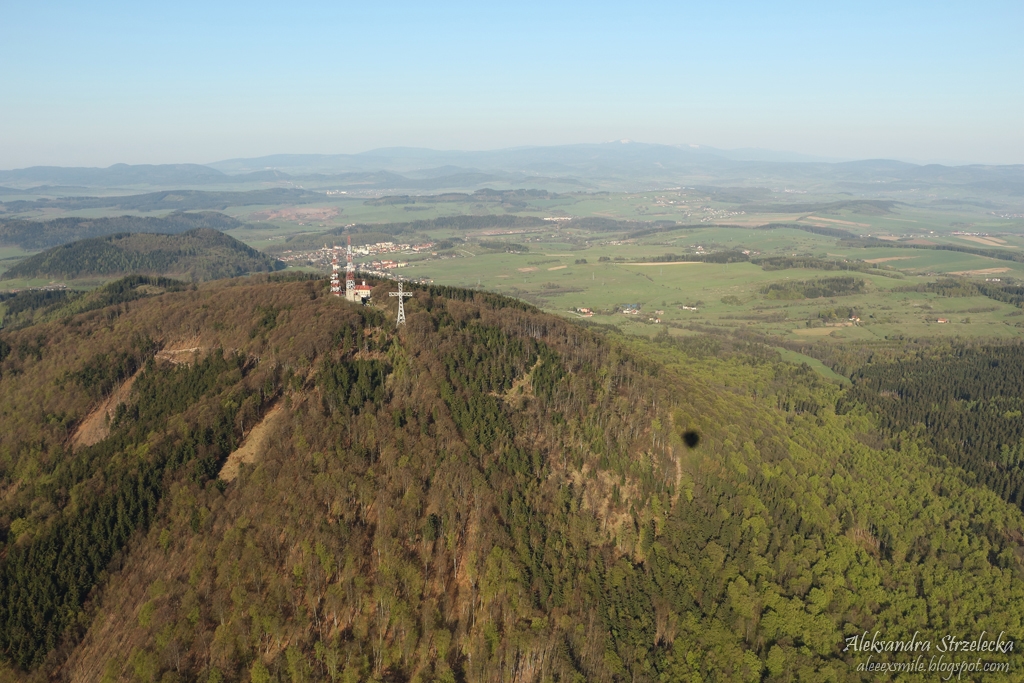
<box><xmin>408</xmin><ymin>252</ymin><xmax>1024</xmax><ymax>341</ymax></box>
<box><xmin>0</xmin><ymin>246</ymin><xmax>37</xmax><ymax>280</ymax></box>
<box><xmin>376</xmin><ymin>221</ymin><xmax>1024</xmax><ymax>342</ymax></box>
<box><xmin>5</xmin><ymin>188</ymin><xmax>1024</xmax><ymax>349</ymax></box>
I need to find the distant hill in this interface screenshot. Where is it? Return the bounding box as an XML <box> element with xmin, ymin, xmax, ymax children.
<box><xmin>2</xmin><ymin>228</ymin><xmax>284</xmax><ymax>281</ymax></box>
<box><xmin>0</xmin><ymin>165</ymin><xmax>310</xmax><ymax>190</ymax></box>
<box><xmin>0</xmin><ymin>188</ymin><xmax>324</xmax><ymax>213</ymax></box>
<box><xmin>0</xmin><ymin>211</ymin><xmax>242</xmax><ymax>250</ymax></box>
<box><xmin>207</xmin><ymin>144</ymin><xmax>1024</xmax><ymax>184</ymax></box>
<box><xmin>0</xmin><ymin>163</ymin><xmax>228</xmax><ymax>187</ymax></box>
<box><xmin>4</xmin><ymin>145</ymin><xmax>1023</xmax><ymax>195</ymax></box>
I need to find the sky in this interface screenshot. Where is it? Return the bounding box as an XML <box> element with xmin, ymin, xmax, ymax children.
<box><xmin>1</xmin><ymin>0</ymin><xmax>1022</xmax><ymax>168</ymax></box>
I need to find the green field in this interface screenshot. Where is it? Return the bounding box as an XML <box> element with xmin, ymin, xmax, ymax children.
<box><xmin>775</xmin><ymin>348</ymin><xmax>852</xmax><ymax>383</ymax></box>
<box><xmin>5</xmin><ymin>188</ymin><xmax>1024</xmax><ymax>347</ymax></box>
<box><xmin>405</xmin><ymin>252</ymin><xmax>1024</xmax><ymax>340</ymax></box>
<box><xmin>0</xmin><ymin>246</ymin><xmax>36</xmax><ymax>279</ymax></box>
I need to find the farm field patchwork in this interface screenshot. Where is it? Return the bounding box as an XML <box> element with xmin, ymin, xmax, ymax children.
<box><xmin>5</xmin><ymin>188</ymin><xmax>1024</xmax><ymax>348</ymax></box>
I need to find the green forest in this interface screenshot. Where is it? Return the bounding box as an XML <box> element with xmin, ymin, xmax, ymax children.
<box><xmin>0</xmin><ymin>213</ymin><xmax>242</xmax><ymax>251</ymax></box>
<box><xmin>760</xmin><ymin>277</ymin><xmax>866</xmax><ymax>300</ymax></box>
<box><xmin>0</xmin><ymin>276</ymin><xmax>187</xmax><ymax>330</ymax></box>
<box><xmin>900</xmin><ymin>278</ymin><xmax>1024</xmax><ymax>308</ymax></box>
<box><xmin>840</xmin><ymin>343</ymin><xmax>1024</xmax><ymax>511</ymax></box>
<box><xmin>2</xmin><ymin>229</ymin><xmax>284</xmax><ymax>281</ymax></box>
<box><xmin>0</xmin><ymin>277</ymin><xmax>1021</xmax><ymax>682</ymax></box>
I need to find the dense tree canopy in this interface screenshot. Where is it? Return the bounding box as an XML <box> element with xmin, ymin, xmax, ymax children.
<box><xmin>3</xmin><ymin>229</ymin><xmax>284</xmax><ymax>281</ymax></box>
<box><xmin>0</xmin><ymin>212</ymin><xmax>242</xmax><ymax>251</ymax></box>
<box><xmin>0</xmin><ymin>277</ymin><xmax>1020</xmax><ymax>682</ymax></box>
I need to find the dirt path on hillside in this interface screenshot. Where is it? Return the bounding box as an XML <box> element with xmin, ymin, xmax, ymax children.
<box><xmin>630</xmin><ymin>261</ymin><xmax>703</xmax><ymax>266</ymax></box>
<box><xmin>155</xmin><ymin>346</ymin><xmax>203</xmax><ymax>365</ymax></box>
<box><xmin>803</xmin><ymin>216</ymin><xmax>871</xmax><ymax>227</ymax></box>
<box><xmin>957</xmin><ymin>235</ymin><xmax>1014</xmax><ymax>247</ymax></box>
<box><xmin>219</xmin><ymin>401</ymin><xmax>287</xmax><ymax>482</ymax></box>
<box><xmin>863</xmin><ymin>256</ymin><xmax>914</xmax><ymax>264</ymax></box>
<box><xmin>71</xmin><ymin>370</ymin><xmax>142</xmax><ymax>451</ymax></box>
<box><xmin>950</xmin><ymin>267</ymin><xmax>1010</xmax><ymax>276</ymax></box>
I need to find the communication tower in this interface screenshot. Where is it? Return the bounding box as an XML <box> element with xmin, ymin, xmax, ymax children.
<box><xmin>329</xmin><ymin>245</ymin><xmax>341</xmax><ymax>296</ymax></box>
<box><xmin>345</xmin><ymin>235</ymin><xmax>356</xmax><ymax>301</ymax></box>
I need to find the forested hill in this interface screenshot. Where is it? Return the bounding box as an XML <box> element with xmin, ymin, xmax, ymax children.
<box><xmin>0</xmin><ymin>278</ymin><xmax>1021</xmax><ymax>681</ymax></box>
<box><xmin>2</xmin><ymin>228</ymin><xmax>283</xmax><ymax>281</ymax></box>
<box><xmin>0</xmin><ymin>211</ymin><xmax>242</xmax><ymax>250</ymax></box>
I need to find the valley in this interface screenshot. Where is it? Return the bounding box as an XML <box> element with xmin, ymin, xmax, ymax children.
<box><xmin>3</xmin><ymin>175</ymin><xmax>1024</xmax><ymax>346</ymax></box>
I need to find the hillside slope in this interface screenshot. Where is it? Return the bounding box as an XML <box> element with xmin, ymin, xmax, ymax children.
<box><xmin>0</xmin><ymin>212</ymin><xmax>242</xmax><ymax>251</ymax></box>
<box><xmin>0</xmin><ymin>278</ymin><xmax>1021</xmax><ymax>682</ymax></box>
<box><xmin>2</xmin><ymin>228</ymin><xmax>284</xmax><ymax>281</ymax></box>
<box><xmin>0</xmin><ymin>275</ymin><xmax>187</xmax><ymax>331</ymax></box>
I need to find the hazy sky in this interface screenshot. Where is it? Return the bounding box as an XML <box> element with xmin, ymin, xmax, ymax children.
<box><xmin>2</xmin><ymin>1</ymin><xmax>1022</xmax><ymax>168</ymax></box>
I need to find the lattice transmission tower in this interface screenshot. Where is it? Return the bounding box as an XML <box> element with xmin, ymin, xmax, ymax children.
<box><xmin>389</xmin><ymin>281</ymin><xmax>413</xmax><ymax>326</ymax></box>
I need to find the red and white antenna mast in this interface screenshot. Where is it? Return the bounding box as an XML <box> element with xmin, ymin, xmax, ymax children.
<box><xmin>345</xmin><ymin>235</ymin><xmax>355</xmax><ymax>300</ymax></box>
<box><xmin>329</xmin><ymin>244</ymin><xmax>341</xmax><ymax>296</ymax></box>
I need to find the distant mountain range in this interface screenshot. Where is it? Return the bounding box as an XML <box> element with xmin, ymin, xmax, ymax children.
<box><xmin>0</xmin><ymin>188</ymin><xmax>323</xmax><ymax>214</ymax></box>
<box><xmin>0</xmin><ymin>164</ymin><xmax>285</xmax><ymax>188</ymax></box>
<box><xmin>206</xmin><ymin>143</ymin><xmax>849</xmax><ymax>176</ymax></box>
<box><xmin>1</xmin><ymin>142</ymin><xmax>1022</xmax><ymax>196</ymax></box>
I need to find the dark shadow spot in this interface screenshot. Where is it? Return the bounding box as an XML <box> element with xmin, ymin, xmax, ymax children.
<box><xmin>682</xmin><ymin>430</ymin><xmax>700</xmax><ymax>448</ymax></box>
